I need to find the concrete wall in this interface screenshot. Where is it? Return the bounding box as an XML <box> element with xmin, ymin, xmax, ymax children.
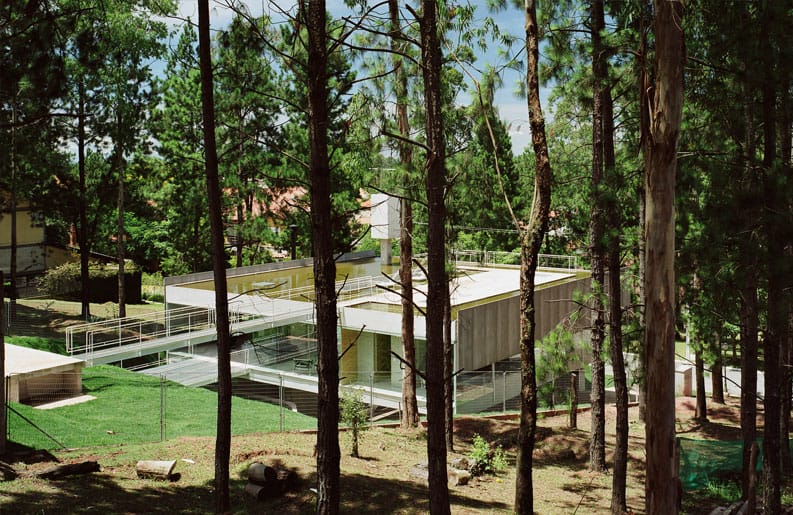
<box><xmin>7</xmin><ymin>364</ymin><xmax>84</xmax><ymax>404</ymax></box>
<box><xmin>456</xmin><ymin>275</ymin><xmax>592</xmax><ymax>372</ymax></box>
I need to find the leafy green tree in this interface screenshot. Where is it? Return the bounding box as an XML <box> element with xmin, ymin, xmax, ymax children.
<box><xmin>91</xmin><ymin>0</ymin><xmax>172</xmax><ymax>316</ymax></box>
<box><xmin>0</xmin><ymin>0</ymin><xmax>71</xmax><ymax>311</ymax></box>
<box><xmin>448</xmin><ymin>74</ymin><xmax>520</xmax><ymax>252</ymax></box>
<box><xmin>215</xmin><ymin>14</ymin><xmax>282</xmax><ymax>267</ymax></box>
<box><xmin>150</xmin><ymin>22</ymin><xmax>214</xmax><ymax>275</ymax></box>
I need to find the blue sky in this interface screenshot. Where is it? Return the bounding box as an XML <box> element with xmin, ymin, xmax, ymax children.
<box><xmin>167</xmin><ymin>0</ymin><xmax>538</xmax><ymax>154</ymax></box>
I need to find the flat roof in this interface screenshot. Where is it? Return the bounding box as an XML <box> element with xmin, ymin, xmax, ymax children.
<box><xmin>4</xmin><ymin>343</ymin><xmax>85</xmax><ymax>376</ymax></box>
<box><xmin>164</xmin><ymin>255</ymin><xmax>586</xmax><ymax>315</ymax></box>
<box><xmin>450</xmin><ymin>268</ymin><xmax>573</xmax><ymax>306</ymax></box>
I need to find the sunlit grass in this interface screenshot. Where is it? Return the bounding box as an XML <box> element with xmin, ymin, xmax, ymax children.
<box><xmin>8</xmin><ymin>365</ymin><xmax>316</xmax><ymax>450</ymax></box>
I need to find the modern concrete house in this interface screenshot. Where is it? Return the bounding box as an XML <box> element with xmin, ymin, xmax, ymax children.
<box><xmin>152</xmin><ymin>250</ymin><xmax>592</xmax><ymax>410</ymax></box>
<box><xmin>64</xmin><ymin>249</ymin><xmax>592</xmax><ymax>415</ymax></box>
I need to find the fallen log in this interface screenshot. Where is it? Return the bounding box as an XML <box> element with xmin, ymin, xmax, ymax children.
<box><xmin>136</xmin><ymin>460</ymin><xmax>178</xmax><ymax>481</ymax></box>
<box><xmin>37</xmin><ymin>461</ymin><xmax>100</xmax><ymax>480</ymax></box>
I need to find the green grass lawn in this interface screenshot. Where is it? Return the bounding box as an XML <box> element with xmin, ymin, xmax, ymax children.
<box><xmin>8</xmin><ymin>365</ymin><xmax>317</xmax><ymax>450</ymax></box>
<box><xmin>6</xmin><ymin>335</ymin><xmax>66</xmax><ymax>354</ymax></box>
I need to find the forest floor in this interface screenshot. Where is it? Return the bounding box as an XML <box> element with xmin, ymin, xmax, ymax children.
<box><xmin>0</xmin><ymin>396</ymin><xmax>771</xmax><ymax>514</ymax></box>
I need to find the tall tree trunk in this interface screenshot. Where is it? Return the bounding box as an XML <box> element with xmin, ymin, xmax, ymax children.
<box><xmin>9</xmin><ymin>101</ymin><xmax>18</xmax><ymax>316</ymax></box>
<box><xmin>739</xmin><ymin>56</ymin><xmax>760</xmax><ymax>499</ymax></box>
<box><xmin>198</xmin><ymin>3</ymin><xmax>233</xmax><ymax>512</ymax></box>
<box><xmin>637</xmin><ymin>183</ymin><xmax>647</xmax><ymax>422</ymax></box>
<box><xmin>419</xmin><ymin>0</ymin><xmax>450</xmax><ymax>511</ymax></box>
<box><xmin>759</xmin><ymin>2</ymin><xmax>786</xmax><ymax>509</ymax></box>
<box><xmin>643</xmin><ymin>1</ymin><xmax>684</xmax><ymax>513</ymax></box>
<box><xmin>444</xmin><ymin>280</ymin><xmax>454</xmax><ymax>451</ymax></box>
<box><xmin>711</xmin><ymin>336</ymin><xmax>724</xmax><ymax>404</ymax></box>
<box><xmin>116</xmin><ymin>127</ymin><xmax>126</xmax><ymax>319</ymax></box>
<box><xmin>761</xmin><ymin>2</ymin><xmax>783</xmax><ymax>507</ymax></box>
<box><xmin>235</xmin><ymin>204</ymin><xmax>244</xmax><ymax>268</ymax></box>
<box><xmin>588</xmin><ymin>0</ymin><xmax>607</xmax><ymax>473</ymax></box>
<box><xmin>235</xmin><ymin>119</ymin><xmax>245</xmax><ymax>269</ymax></box>
<box><xmin>78</xmin><ymin>82</ymin><xmax>91</xmax><ymax>319</ymax></box>
<box><xmin>608</xmin><ymin>230</ymin><xmax>628</xmax><ymax>514</ymax></box>
<box><xmin>740</xmin><ymin>259</ymin><xmax>759</xmax><ymax>498</ymax></box>
<box><xmin>399</xmin><ymin>194</ymin><xmax>418</xmax><ymax>428</ymax></box>
<box><xmin>636</xmin><ymin>0</ymin><xmax>652</xmax><ymax>425</ymax></box>
<box><xmin>192</xmin><ymin>205</ymin><xmax>201</xmax><ymax>273</ymax></box>
<box><xmin>0</xmin><ymin>271</ymin><xmax>6</xmax><ymax>455</ymax></box>
<box><xmin>399</xmin><ymin>196</ymin><xmax>418</xmax><ymax>427</ymax></box>
<box><xmin>778</xmin><ymin>60</ymin><xmax>792</xmax><ymax>476</ymax></box>
<box><xmin>598</xmin><ymin>9</ymin><xmax>627</xmax><ymax>506</ymax></box>
<box><xmin>389</xmin><ymin>0</ymin><xmax>418</xmax><ymax>430</ymax></box>
<box><xmin>781</xmin><ymin>321</ymin><xmax>792</xmax><ymax>474</ymax></box>
<box><xmin>694</xmin><ymin>350</ymin><xmax>707</xmax><ymax>421</ymax></box>
<box><xmin>305</xmin><ymin>1</ymin><xmax>341</xmax><ymax>513</ymax></box>
<box><xmin>514</xmin><ymin>1</ymin><xmax>552</xmax><ymax>512</ymax></box>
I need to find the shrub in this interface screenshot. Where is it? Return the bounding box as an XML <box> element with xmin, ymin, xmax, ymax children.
<box><xmin>468</xmin><ymin>433</ymin><xmax>508</xmax><ymax>476</ymax></box>
<box><xmin>38</xmin><ymin>262</ymin><xmax>141</xmax><ymax>303</ymax></box>
<box><xmin>340</xmin><ymin>390</ymin><xmax>369</xmax><ymax>458</ymax></box>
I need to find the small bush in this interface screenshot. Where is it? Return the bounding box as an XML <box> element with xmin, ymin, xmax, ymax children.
<box><xmin>340</xmin><ymin>390</ymin><xmax>369</xmax><ymax>458</ymax></box>
<box><xmin>704</xmin><ymin>480</ymin><xmax>741</xmax><ymax>503</ymax></box>
<box><xmin>468</xmin><ymin>433</ymin><xmax>508</xmax><ymax>476</ymax></box>
<box><xmin>38</xmin><ymin>262</ymin><xmax>141</xmax><ymax>303</ymax></box>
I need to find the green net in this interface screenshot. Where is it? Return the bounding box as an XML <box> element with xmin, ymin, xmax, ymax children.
<box><xmin>678</xmin><ymin>437</ymin><xmax>768</xmax><ymax>491</ymax></box>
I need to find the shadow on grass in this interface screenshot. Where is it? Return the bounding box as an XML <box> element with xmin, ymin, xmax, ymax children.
<box><xmin>242</xmin><ymin>470</ymin><xmax>512</xmax><ymax>514</ymax></box>
<box><xmin>454</xmin><ymin>417</ymin><xmax>520</xmax><ymax>450</ymax></box>
<box><xmin>2</xmin><ymin>441</ymin><xmax>58</xmax><ymax>464</ymax></box>
<box><xmin>677</xmin><ymin>398</ymin><xmax>747</xmax><ymax>429</ymax></box>
<box><xmin>6</xmin><ymin>302</ymin><xmax>78</xmax><ymax>341</ymax></box>
<box><xmin>2</xmin><ymin>473</ymin><xmax>217</xmax><ymax>514</ymax></box>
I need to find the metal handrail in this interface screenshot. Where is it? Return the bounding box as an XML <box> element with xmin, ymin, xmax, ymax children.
<box><xmin>65</xmin><ymin>304</ymin><xmax>256</xmax><ymax>356</ymax></box>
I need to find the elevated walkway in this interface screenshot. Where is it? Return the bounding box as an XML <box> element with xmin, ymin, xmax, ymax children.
<box><xmin>137</xmin><ymin>350</ymin><xmax>427</xmax><ymax>414</ymax></box>
<box><xmin>68</xmin><ymin>304</ymin><xmax>314</xmax><ymax>366</ymax></box>
<box><xmin>138</xmin><ymin>351</ymin><xmax>250</xmax><ymax>387</ymax></box>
